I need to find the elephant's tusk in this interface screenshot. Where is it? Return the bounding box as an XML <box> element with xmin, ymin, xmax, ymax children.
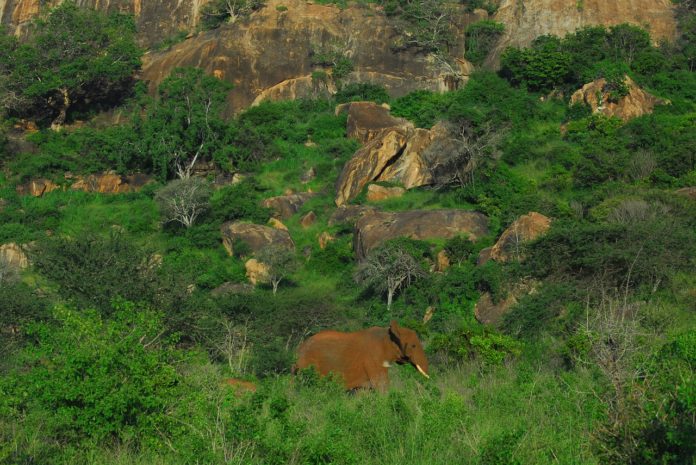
<box><xmin>416</xmin><ymin>364</ymin><xmax>430</xmax><ymax>379</ymax></box>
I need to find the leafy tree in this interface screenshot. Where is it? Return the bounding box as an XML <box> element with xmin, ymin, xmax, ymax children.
<box><xmin>355</xmin><ymin>243</ymin><xmax>426</xmax><ymax>311</ymax></box>
<box><xmin>0</xmin><ymin>2</ymin><xmax>141</xmax><ymax>128</ymax></box>
<box><xmin>155</xmin><ymin>177</ymin><xmax>212</xmax><ymax>229</ymax></box>
<box><xmin>500</xmin><ymin>35</ymin><xmax>573</xmax><ymax>92</ymax></box>
<box><xmin>464</xmin><ymin>20</ymin><xmax>505</xmax><ymax>66</ymax></box>
<box><xmin>256</xmin><ymin>244</ymin><xmax>298</xmax><ymax>295</ymax></box>
<box><xmin>134</xmin><ymin>67</ymin><xmax>233</xmax><ymax>180</ymax></box>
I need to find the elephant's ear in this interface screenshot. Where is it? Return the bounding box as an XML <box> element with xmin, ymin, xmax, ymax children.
<box><xmin>389</xmin><ymin>320</ymin><xmax>403</xmax><ymax>344</ymax></box>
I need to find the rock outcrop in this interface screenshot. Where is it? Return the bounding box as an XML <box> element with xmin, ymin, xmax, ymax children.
<box><xmin>16</xmin><ymin>172</ymin><xmax>153</xmax><ymax>196</ymax></box>
<box><xmin>494</xmin><ymin>0</ymin><xmax>676</xmax><ymax>51</ymax></box>
<box><xmin>15</xmin><ymin>178</ymin><xmax>60</xmax><ymax>197</ymax></box>
<box><xmin>0</xmin><ymin>243</ymin><xmax>29</xmax><ymax>271</ymax></box>
<box><xmin>141</xmin><ymin>0</ymin><xmax>475</xmax><ymax>114</ymax></box>
<box><xmin>334</xmin><ymin>111</ymin><xmax>449</xmax><ymax>205</ymax></box>
<box><xmin>300</xmin><ymin>211</ymin><xmax>316</xmax><ymax>228</ymax></box>
<box><xmin>570</xmin><ymin>75</ymin><xmax>668</xmax><ymax>122</ymax></box>
<box><xmin>262</xmin><ymin>192</ymin><xmax>317</xmax><ymax>219</ymax></box>
<box><xmin>478</xmin><ymin>212</ymin><xmax>551</xmax><ymax>264</ymax></box>
<box><xmin>221</xmin><ymin>221</ymin><xmax>294</xmax><ymax>256</ymax></box>
<box><xmin>1</xmin><ymin>0</ymin><xmax>208</xmax><ymax>47</ymax></box>
<box><xmin>354</xmin><ymin>209</ymin><xmax>489</xmax><ymax>260</ymax></box>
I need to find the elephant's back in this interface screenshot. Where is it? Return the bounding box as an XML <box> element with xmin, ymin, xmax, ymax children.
<box><xmin>296</xmin><ymin>331</ymin><xmax>355</xmax><ymax>370</ymax></box>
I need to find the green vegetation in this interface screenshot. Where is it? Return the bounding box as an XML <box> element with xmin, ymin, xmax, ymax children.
<box><xmin>0</xmin><ymin>2</ymin><xmax>142</xmax><ymax>128</ymax></box>
<box><xmin>0</xmin><ymin>7</ymin><xmax>695</xmax><ymax>465</ymax></box>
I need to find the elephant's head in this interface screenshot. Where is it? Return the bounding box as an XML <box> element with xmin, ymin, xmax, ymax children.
<box><xmin>389</xmin><ymin>320</ymin><xmax>429</xmax><ymax>379</ymax></box>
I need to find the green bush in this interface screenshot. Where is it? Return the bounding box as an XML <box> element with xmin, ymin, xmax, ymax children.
<box><xmin>2</xmin><ymin>301</ymin><xmax>181</xmax><ymax>449</ymax></box>
<box><xmin>430</xmin><ymin>320</ymin><xmax>522</xmax><ymax>366</ymax></box>
<box><xmin>31</xmin><ymin>231</ymin><xmax>158</xmax><ymax>313</ymax></box>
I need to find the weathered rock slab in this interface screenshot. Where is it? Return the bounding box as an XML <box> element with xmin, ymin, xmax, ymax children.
<box><xmin>263</xmin><ymin>192</ymin><xmax>317</xmax><ymax>219</ymax></box>
<box><xmin>354</xmin><ymin>209</ymin><xmax>489</xmax><ymax>260</ymax></box>
<box><xmin>221</xmin><ymin>222</ymin><xmax>294</xmax><ymax>256</ymax></box>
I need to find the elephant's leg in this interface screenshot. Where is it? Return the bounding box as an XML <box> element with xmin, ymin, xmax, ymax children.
<box><xmin>365</xmin><ymin>364</ymin><xmax>389</xmax><ymax>392</ymax></box>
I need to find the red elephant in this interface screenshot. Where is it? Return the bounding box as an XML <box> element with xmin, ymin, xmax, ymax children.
<box><xmin>295</xmin><ymin>320</ymin><xmax>429</xmax><ymax>390</ymax></box>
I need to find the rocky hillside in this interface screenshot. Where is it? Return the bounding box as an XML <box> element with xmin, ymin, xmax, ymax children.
<box><xmin>1</xmin><ymin>0</ymin><xmax>678</xmax><ymax>112</ymax></box>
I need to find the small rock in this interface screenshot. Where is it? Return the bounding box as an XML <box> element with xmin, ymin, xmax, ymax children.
<box><xmin>300</xmin><ymin>211</ymin><xmax>317</xmax><ymax>228</ymax></box>
<box><xmin>318</xmin><ymin>231</ymin><xmax>335</xmax><ymax>249</ymax></box>
<box><xmin>268</xmin><ymin>218</ymin><xmax>289</xmax><ymax>231</ymax></box>
<box><xmin>485</xmin><ymin>212</ymin><xmax>552</xmax><ymax>263</ymax></box>
<box><xmin>263</xmin><ymin>192</ymin><xmax>317</xmax><ymax>219</ymax></box>
<box><xmin>435</xmin><ymin>250</ymin><xmax>450</xmax><ymax>272</ymax></box>
<box><xmin>245</xmin><ymin>259</ymin><xmax>270</xmax><ymax>285</ymax></box>
<box><xmin>423</xmin><ymin>306</ymin><xmax>435</xmax><ymax>324</ymax></box>
<box><xmin>221</xmin><ymin>222</ymin><xmax>294</xmax><ymax>257</ymax></box>
<box><xmin>366</xmin><ymin>184</ymin><xmax>405</xmax><ymax>202</ymax></box>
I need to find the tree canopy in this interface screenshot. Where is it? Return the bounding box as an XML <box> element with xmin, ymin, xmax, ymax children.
<box><xmin>0</xmin><ymin>2</ymin><xmax>142</xmax><ymax>128</ymax></box>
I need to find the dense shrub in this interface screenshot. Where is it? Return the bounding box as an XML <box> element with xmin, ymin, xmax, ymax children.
<box><xmin>464</xmin><ymin>20</ymin><xmax>505</xmax><ymax>66</ymax></box>
<box><xmin>1</xmin><ymin>302</ymin><xmax>181</xmax><ymax>448</ymax></box>
<box><xmin>32</xmin><ymin>231</ymin><xmax>158</xmax><ymax>313</ymax></box>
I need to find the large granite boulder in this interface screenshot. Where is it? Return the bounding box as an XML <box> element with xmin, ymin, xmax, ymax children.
<box><xmin>221</xmin><ymin>222</ymin><xmax>294</xmax><ymax>256</ymax></box>
<box><xmin>570</xmin><ymin>75</ymin><xmax>668</xmax><ymax>122</ymax></box>
<box><xmin>335</xmin><ymin>130</ymin><xmax>410</xmax><ymax>206</ymax></box>
<box><xmin>262</xmin><ymin>192</ymin><xmax>317</xmax><ymax>219</ymax></box>
<box><xmin>479</xmin><ymin>212</ymin><xmax>552</xmax><ymax>264</ymax></box>
<box><xmin>354</xmin><ymin>209</ymin><xmax>489</xmax><ymax>260</ymax></box>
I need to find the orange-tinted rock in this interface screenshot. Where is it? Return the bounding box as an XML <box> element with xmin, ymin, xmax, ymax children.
<box><xmin>328</xmin><ymin>205</ymin><xmax>377</xmax><ymax>226</ymax></box>
<box><xmin>474</xmin><ymin>281</ymin><xmax>538</xmax><ymax>326</ymax></box>
<box><xmin>354</xmin><ymin>209</ymin><xmax>489</xmax><ymax>260</ymax></box>
<box><xmin>15</xmin><ymin>179</ymin><xmax>60</xmax><ymax>197</ymax></box>
<box><xmin>570</xmin><ymin>75</ymin><xmax>668</xmax><ymax>122</ymax></box>
<box><xmin>435</xmin><ymin>250</ymin><xmax>450</xmax><ymax>272</ymax></box>
<box><xmin>318</xmin><ymin>231</ymin><xmax>335</xmax><ymax>249</ymax></box>
<box><xmin>245</xmin><ymin>258</ymin><xmax>270</xmax><ymax>285</ymax></box>
<box><xmin>335</xmin><ymin>129</ymin><xmax>410</xmax><ymax>206</ymax></box>
<box><xmin>481</xmin><ymin>212</ymin><xmax>551</xmax><ymax>264</ymax></box>
<box><xmin>494</xmin><ymin>0</ymin><xmax>676</xmax><ymax>50</ymax></box>
<box><xmin>69</xmin><ymin>172</ymin><xmax>153</xmax><ymax>194</ymax></box>
<box><xmin>376</xmin><ymin>126</ymin><xmax>439</xmax><ymax>189</ymax></box>
<box><xmin>300</xmin><ymin>211</ymin><xmax>317</xmax><ymax>228</ymax></box>
<box><xmin>366</xmin><ymin>184</ymin><xmax>406</xmax><ymax>202</ymax></box>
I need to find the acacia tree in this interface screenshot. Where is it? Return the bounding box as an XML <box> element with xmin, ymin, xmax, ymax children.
<box><xmin>155</xmin><ymin>177</ymin><xmax>212</xmax><ymax>228</ymax></box>
<box><xmin>354</xmin><ymin>243</ymin><xmax>425</xmax><ymax>311</ymax></box>
<box><xmin>257</xmin><ymin>244</ymin><xmax>298</xmax><ymax>295</ymax></box>
<box><xmin>0</xmin><ymin>2</ymin><xmax>142</xmax><ymax>128</ymax></box>
<box><xmin>425</xmin><ymin>120</ymin><xmax>505</xmax><ymax>188</ymax></box>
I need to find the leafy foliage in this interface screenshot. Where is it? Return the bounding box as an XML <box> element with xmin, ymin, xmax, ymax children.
<box><xmin>0</xmin><ymin>2</ymin><xmax>141</xmax><ymax>126</ymax></box>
